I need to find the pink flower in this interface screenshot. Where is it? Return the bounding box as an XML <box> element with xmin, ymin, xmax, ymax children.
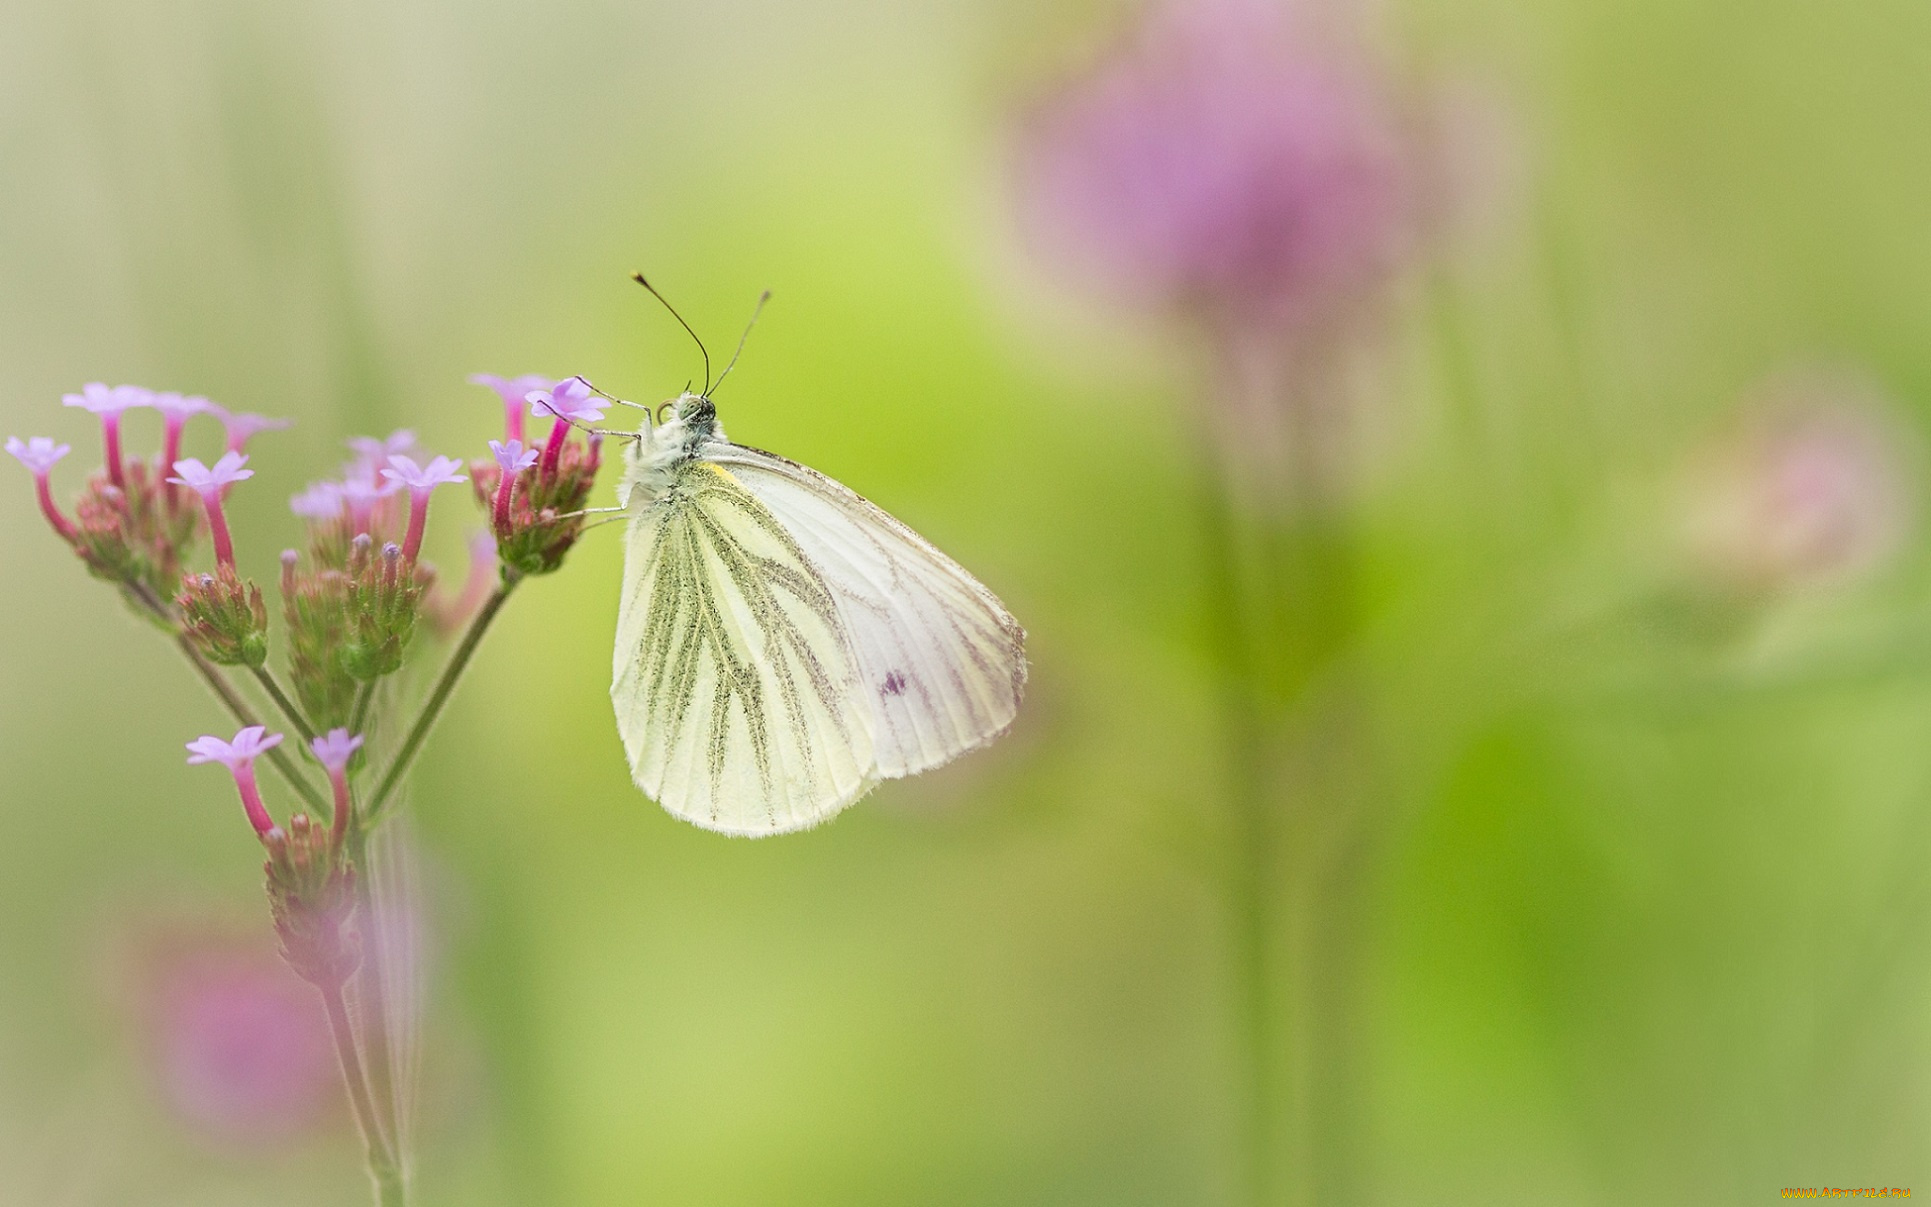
<box><xmin>150</xmin><ymin>393</ymin><xmax>214</xmax><ymax>505</ymax></box>
<box><xmin>62</xmin><ymin>382</ymin><xmax>152</xmax><ymax>416</ymax></box>
<box><xmin>489</xmin><ymin>439</ymin><xmax>539</xmax><ymax>475</ymax></box>
<box><xmin>169</xmin><ymin>453</ymin><xmax>253</xmax><ymax>570</ymax></box>
<box><xmin>6</xmin><ymin>436</ymin><xmax>77</xmax><ymax>542</ymax></box>
<box><xmin>471</xmin><ymin>374</ymin><xmax>555</xmax><ymax>444</ymax></box>
<box><xmin>169</xmin><ymin>451</ymin><xmax>254</xmax><ymax>494</ymax></box>
<box><xmin>347</xmin><ymin>430</ymin><xmax>419</xmax><ymax>472</ymax></box>
<box><xmin>1682</xmin><ymin>371</ymin><xmax>1916</xmax><ymax>592</ymax></box>
<box><xmin>309</xmin><ymin>728</ymin><xmax>364</xmax><ymax>774</ymax></box>
<box><xmin>289</xmin><ymin>481</ymin><xmax>345</xmax><ymax>521</ymax></box>
<box><xmin>149</xmin><ymin>392</ymin><xmax>212</xmax><ymax>423</ymax></box>
<box><xmin>6</xmin><ymin>434</ymin><xmax>71</xmax><ymax>476</ymax></box>
<box><xmin>528</xmin><ymin>377</ymin><xmax>604</xmax><ymax>480</ymax></box>
<box><xmin>380</xmin><ymin>454</ymin><xmax>468</xmax><ymax>562</ymax></box>
<box><xmin>309</xmin><ymin>729</ymin><xmax>364</xmax><ymax>848</ymax></box>
<box><xmin>144</xmin><ymin>937</ymin><xmax>337</xmax><ymax>1145</ymax></box>
<box><xmin>526</xmin><ymin>377</ymin><xmax>605</xmax><ymax>424</ymax></box>
<box><xmin>488</xmin><ymin>438</ymin><xmax>539</xmax><ymax>533</ymax></box>
<box><xmin>426</xmin><ymin>528</ymin><xmax>498</xmax><ymax>634</ymax></box>
<box><xmin>209</xmin><ymin>408</ymin><xmax>292</xmax><ymax>456</ymax></box>
<box><xmin>339</xmin><ymin>470</ymin><xmax>401</xmax><ymax>538</ymax></box>
<box><xmin>382</xmin><ymin>453</ymin><xmax>469</xmax><ymax>494</ymax></box>
<box><xmin>62</xmin><ymin>382</ymin><xmax>152</xmax><ymax>489</ymax></box>
<box><xmin>1014</xmin><ymin>0</ymin><xmax>1412</xmax><ymax>331</ymax></box>
<box><xmin>186</xmin><ymin>726</ymin><xmax>285</xmax><ymax>840</ymax></box>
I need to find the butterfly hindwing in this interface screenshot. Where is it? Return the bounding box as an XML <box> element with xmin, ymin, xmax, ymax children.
<box><xmin>613</xmin><ymin>460</ymin><xmax>877</xmax><ymax>835</ymax></box>
<box><xmin>707</xmin><ymin>443</ymin><xmax>1027</xmax><ymax>780</ymax></box>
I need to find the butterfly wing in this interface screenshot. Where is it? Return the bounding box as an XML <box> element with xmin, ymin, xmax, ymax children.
<box><xmin>706</xmin><ymin>443</ymin><xmax>1027</xmax><ymax>780</ymax></box>
<box><xmin>612</xmin><ymin>460</ymin><xmax>878</xmax><ymax>835</ymax></box>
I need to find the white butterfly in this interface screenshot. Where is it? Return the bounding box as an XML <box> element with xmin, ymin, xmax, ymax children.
<box><xmin>610</xmin><ymin>390</ymin><xmax>1026</xmax><ymax>836</ymax></box>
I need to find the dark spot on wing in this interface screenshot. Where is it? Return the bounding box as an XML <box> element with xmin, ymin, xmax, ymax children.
<box><xmin>881</xmin><ymin>671</ymin><xmax>908</xmax><ymax>697</ymax></box>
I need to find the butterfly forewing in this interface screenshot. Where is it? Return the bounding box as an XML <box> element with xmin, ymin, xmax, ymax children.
<box><xmin>613</xmin><ymin>461</ymin><xmax>877</xmax><ymax>834</ymax></box>
<box><xmin>707</xmin><ymin>444</ymin><xmax>1027</xmax><ymax>779</ymax></box>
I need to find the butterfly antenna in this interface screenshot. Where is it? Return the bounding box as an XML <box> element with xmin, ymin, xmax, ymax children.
<box><xmin>711</xmin><ymin>290</ymin><xmax>772</xmax><ymax>395</ymax></box>
<box><xmin>632</xmin><ymin>272</ymin><xmax>711</xmax><ymax>394</ymax></box>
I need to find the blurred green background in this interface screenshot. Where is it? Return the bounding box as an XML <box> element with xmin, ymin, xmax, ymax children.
<box><xmin>6</xmin><ymin>0</ymin><xmax>1931</xmax><ymax>1203</ymax></box>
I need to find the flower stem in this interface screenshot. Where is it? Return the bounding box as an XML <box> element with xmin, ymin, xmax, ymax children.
<box><xmin>320</xmin><ymin>981</ymin><xmax>406</xmax><ymax>1207</ymax></box>
<box><xmin>365</xmin><ymin>578</ymin><xmax>516</xmax><ymax>823</ymax></box>
<box><xmin>352</xmin><ymin>679</ymin><xmax>377</xmax><ymax>737</ymax></box>
<box><xmin>347</xmin><ymin>817</ymin><xmax>403</xmax><ymax>1152</ymax></box>
<box><xmin>1195</xmin><ymin>445</ymin><xmax>1284</xmax><ymax>1207</ymax></box>
<box><xmin>123</xmin><ymin>574</ymin><xmax>331</xmax><ymax>819</ymax></box>
<box><xmin>251</xmin><ymin>665</ymin><xmax>317</xmax><ymax>746</ymax></box>
<box><xmin>175</xmin><ymin>635</ymin><xmax>328</xmax><ymax>815</ymax></box>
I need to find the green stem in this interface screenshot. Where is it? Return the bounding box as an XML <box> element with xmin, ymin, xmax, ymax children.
<box><xmin>365</xmin><ymin>579</ymin><xmax>516</xmax><ymax>823</ymax></box>
<box><xmin>352</xmin><ymin>679</ymin><xmax>377</xmax><ymax>737</ymax></box>
<box><xmin>176</xmin><ymin>637</ymin><xmax>328</xmax><ymax>816</ymax></box>
<box><xmin>347</xmin><ymin>817</ymin><xmax>403</xmax><ymax>1150</ymax></box>
<box><xmin>251</xmin><ymin>665</ymin><xmax>317</xmax><ymax>745</ymax></box>
<box><xmin>126</xmin><ymin>579</ymin><xmax>329</xmax><ymax>818</ymax></box>
<box><xmin>1196</xmin><ymin>445</ymin><xmax>1283</xmax><ymax>1207</ymax></box>
<box><xmin>321</xmin><ymin>981</ymin><xmax>406</xmax><ymax>1207</ymax></box>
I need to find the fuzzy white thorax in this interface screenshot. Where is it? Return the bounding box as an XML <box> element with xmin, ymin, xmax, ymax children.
<box><xmin>618</xmin><ymin>392</ymin><xmax>727</xmax><ymax>509</ymax></box>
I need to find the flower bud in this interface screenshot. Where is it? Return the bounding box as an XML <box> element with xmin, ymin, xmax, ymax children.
<box><xmin>177</xmin><ymin>566</ymin><xmax>270</xmax><ymax>667</ymax></box>
<box><xmin>282</xmin><ymin>554</ymin><xmax>360</xmax><ymax>731</ymax></box>
<box><xmin>263</xmin><ymin>814</ymin><xmax>359</xmax><ymax>991</ymax></box>
<box><xmin>338</xmin><ymin>534</ymin><xmax>432</xmax><ymax>681</ymax></box>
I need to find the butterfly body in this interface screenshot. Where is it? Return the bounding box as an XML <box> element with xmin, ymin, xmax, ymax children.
<box><xmin>612</xmin><ymin>392</ymin><xmax>1025</xmax><ymax>836</ymax></box>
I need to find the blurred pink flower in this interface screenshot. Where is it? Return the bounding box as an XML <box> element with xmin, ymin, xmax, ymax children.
<box><xmin>141</xmin><ymin>935</ymin><xmax>337</xmax><ymax>1146</ymax></box>
<box><xmin>347</xmin><ymin>430</ymin><xmax>419</xmax><ymax>475</ymax></box>
<box><xmin>208</xmin><ymin>408</ymin><xmax>292</xmax><ymax>456</ymax></box>
<box><xmin>149</xmin><ymin>394</ymin><xmax>215</xmax><ymax>502</ymax></box>
<box><xmin>1682</xmin><ymin>371</ymin><xmax>1917</xmax><ymax>593</ymax></box>
<box><xmin>290</xmin><ymin>480</ymin><xmax>346</xmax><ymax>521</ymax></box>
<box><xmin>471</xmin><ymin>373</ymin><xmax>555</xmax><ymax>444</ymax></box>
<box><xmin>1014</xmin><ymin>0</ymin><xmax>1412</xmax><ymax>333</ymax></box>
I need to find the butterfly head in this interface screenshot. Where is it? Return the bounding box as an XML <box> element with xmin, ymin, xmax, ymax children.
<box><xmin>672</xmin><ymin>391</ymin><xmax>717</xmax><ymax>430</ymax></box>
<box><xmin>620</xmin><ymin>390</ymin><xmax>724</xmax><ymax>504</ymax></box>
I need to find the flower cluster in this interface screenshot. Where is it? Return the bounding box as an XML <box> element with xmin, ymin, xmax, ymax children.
<box><xmin>6</xmin><ymin>364</ymin><xmax>601</xmax><ymax>954</ymax></box>
<box><xmin>188</xmin><ymin>726</ymin><xmax>361</xmax><ymax>990</ymax></box>
<box><xmin>14</xmin><ymin>369</ymin><xmax>603</xmax><ymax>1203</ymax></box>
<box><xmin>468</xmin><ymin>374</ymin><xmax>605</xmax><ymax>575</ymax></box>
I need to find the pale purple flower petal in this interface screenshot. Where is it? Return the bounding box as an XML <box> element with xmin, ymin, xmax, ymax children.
<box><xmin>308</xmin><ymin>729</ymin><xmax>365</xmax><ymax>774</ymax></box>
<box><xmin>150</xmin><ymin>392</ymin><xmax>214</xmax><ymax>423</ymax></box>
<box><xmin>208</xmin><ymin>409</ymin><xmax>292</xmax><ymax>454</ymax></box>
<box><xmin>380</xmin><ymin>454</ymin><xmax>468</xmax><ymax>493</ymax></box>
<box><xmin>489</xmin><ymin>439</ymin><xmax>539</xmax><ymax>475</ymax></box>
<box><xmin>471</xmin><ymin>374</ymin><xmax>555</xmax><ymax>405</ymax></box>
<box><xmin>526</xmin><ymin>377</ymin><xmax>606</xmax><ymax>424</ymax></box>
<box><xmin>185</xmin><ymin>726</ymin><xmax>285</xmax><ymax>772</ymax></box>
<box><xmin>6</xmin><ymin>436</ymin><xmax>71</xmax><ymax>475</ymax></box>
<box><xmin>289</xmin><ymin>481</ymin><xmax>346</xmax><ymax>520</ymax></box>
<box><xmin>62</xmin><ymin>382</ymin><xmax>153</xmax><ymax>416</ymax></box>
<box><xmin>347</xmin><ymin>430</ymin><xmax>419</xmax><ymax>468</ymax></box>
<box><xmin>168</xmin><ymin>451</ymin><xmax>254</xmax><ymax>495</ymax></box>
